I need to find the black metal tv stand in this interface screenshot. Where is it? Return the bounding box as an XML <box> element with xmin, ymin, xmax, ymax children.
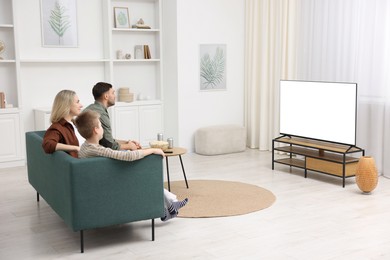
<box><xmin>272</xmin><ymin>136</ymin><xmax>365</xmax><ymax>187</ymax></box>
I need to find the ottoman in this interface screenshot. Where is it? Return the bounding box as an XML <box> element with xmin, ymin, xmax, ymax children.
<box><xmin>195</xmin><ymin>125</ymin><xmax>246</xmax><ymax>155</ymax></box>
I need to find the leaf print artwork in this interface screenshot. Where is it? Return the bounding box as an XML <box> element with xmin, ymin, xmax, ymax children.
<box><xmin>40</xmin><ymin>0</ymin><xmax>78</xmax><ymax>47</ymax></box>
<box><xmin>200</xmin><ymin>45</ymin><xmax>227</xmax><ymax>90</ymax></box>
<box><xmin>48</xmin><ymin>0</ymin><xmax>71</xmax><ymax>45</ymax></box>
<box><xmin>114</xmin><ymin>7</ymin><xmax>130</xmax><ymax>28</ymax></box>
<box><xmin>117</xmin><ymin>12</ymin><xmax>128</xmax><ymax>26</ymax></box>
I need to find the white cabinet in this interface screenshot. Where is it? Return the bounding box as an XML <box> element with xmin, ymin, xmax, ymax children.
<box><xmin>110</xmin><ymin>105</ymin><xmax>140</xmax><ymax>141</ymax></box>
<box><xmin>139</xmin><ymin>104</ymin><xmax>163</xmax><ymax>145</ymax></box>
<box><xmin>109</xmin><ymin>102</ymin><xmax>162</xmax><ymax>147</ymax></box>
<box><xmin>0</xmin><ymin>110</ymin><xmax>23</xmax><ymax>167</ymax></box>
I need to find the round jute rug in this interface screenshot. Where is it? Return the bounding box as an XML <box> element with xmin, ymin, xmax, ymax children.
<box><xmin>164</xmin><ymin>180</ymin><xmax>276</xmax><ymax>218</ymax></box>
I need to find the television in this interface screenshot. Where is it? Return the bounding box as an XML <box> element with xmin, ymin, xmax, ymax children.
<box><xmin>279</xmin><ymin>80</ymin><xmax>357</xmax><ymax>146</ymax></box>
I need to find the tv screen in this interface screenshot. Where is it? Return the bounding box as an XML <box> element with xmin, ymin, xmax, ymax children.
<box><xmin>279</xmin><ymin>80</ymin><xmax>357</xmax><ymax>145</ymax></box>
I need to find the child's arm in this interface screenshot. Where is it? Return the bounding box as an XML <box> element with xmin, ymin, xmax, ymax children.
<box><xmin>142</xmin><ymin>148</ymin><xmax>165</xmax><ymax>157</ymax></box>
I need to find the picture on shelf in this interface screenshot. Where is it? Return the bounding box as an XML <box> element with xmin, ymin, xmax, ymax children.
<box><xmin>134</xmin><ymin>45</ymin><xmax>143</xmax><ymax>59</ymax></box>
<box><xmin>199</xmin><ymin>44</ymin><xmax>227</xmax><ymax>91</ymax></box>
<box><xmin>114</xmin><ymin>7</ymin><xmax>130</xmax><ymax>28</ymax></box>
<box><xmin>40</xmin><ymin>0</ymin><xmax>78</xmax><ymax>47</ymax></box>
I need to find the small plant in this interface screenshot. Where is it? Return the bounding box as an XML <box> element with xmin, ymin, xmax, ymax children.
<box><xmin>49</xmin><ymin>0</ymin><xmax>71</xmax><ymax>45</ymax></box>
<box><xmin>200</xmin><ymin>47</ymin><xmax>225</xmax><ymax>88</ymax></box>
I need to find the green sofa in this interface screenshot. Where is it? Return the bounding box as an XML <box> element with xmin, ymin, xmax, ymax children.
<box><xmin>25</xmin><ymin>131</ymin><xmax>165</xmax><ymax>253</ymax></box>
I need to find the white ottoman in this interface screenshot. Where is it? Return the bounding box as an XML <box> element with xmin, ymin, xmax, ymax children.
<box><xmin>195</xmin><ymin>125</ymin><xmax>246</xmax><ymax>155</ymax></box>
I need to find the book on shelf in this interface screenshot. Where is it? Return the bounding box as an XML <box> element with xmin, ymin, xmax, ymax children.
<box><xmin>0</xmin><ymin>92</ymin><xmax>5</xmax><ymax>109</ymax></box>
<box><xmin>143</xmin><ymin>45</ymin><xmax>151</xmax><ymax>59</ymax></box>
<box><xmin>135</xmin><ymin>45</ymin><xmax>152</xmax><ymax>59</ymax></box>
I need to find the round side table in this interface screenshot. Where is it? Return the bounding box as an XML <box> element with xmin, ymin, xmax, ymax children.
<box><xmin>164</xmin><ymin>147</ymin><xmax>189</xmax><ymax>191</ymax></box>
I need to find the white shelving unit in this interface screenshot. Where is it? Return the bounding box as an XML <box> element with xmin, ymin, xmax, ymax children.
<box><xmin>0</xmin><ymin>0</ymin><xmax>24</xmax><ymax>168</ymax></box>
<box><xmin>0</xmin><ymin>0</ymin><xmax>164</xmax><ymax>167</ymax></box>
<box><xmin>106</xmin><ymin>0</ymin><xmax>163</xmax><ymax>100</ymax></box>
<box><xmin>105</xmin><ymin>0</ymin><xmax>164</xmax><ymax>146</ymax></box>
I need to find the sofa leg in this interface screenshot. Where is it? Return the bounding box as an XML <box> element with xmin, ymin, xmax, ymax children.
<box><xmin>80</xmin><ymin>230</ymin><xmax>84</xmax><ymax>253</ymax></box>
<box><xmin>37</xmin><ymin>192</ymin><xmax>39</xmax><ymax>202</ymax></box>
<box><xmin>152</xmin><ymin>219</ymin><xmax>155</xmax><ymax>241</ymax></box>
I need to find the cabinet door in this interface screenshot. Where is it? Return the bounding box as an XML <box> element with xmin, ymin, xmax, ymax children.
<box><xmin>111</xmin><ymin>106</ymin><xmax>139</xmax><ymax>141</ymax></box>
<box><xmin>139</xmin><ymin>105</ymin><xmax>162</xmax><ymax>146</ymax></box>
<box><xmin>0</xmin><ymin>112</ymin><xmax>22</xmax><ymax>162</ymax></box>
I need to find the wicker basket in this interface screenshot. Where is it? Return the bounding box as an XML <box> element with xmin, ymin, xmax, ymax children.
<box><xmin>118</xmin><ymin>88</ymin><xmax>134</xmax><ymax>102</ymax></box>
<box><xmin>149</xmin><ymin>140</ymin><xmax>169</xmax><ymax>150</ymax></box>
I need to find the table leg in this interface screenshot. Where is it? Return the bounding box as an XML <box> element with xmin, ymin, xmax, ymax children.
<box><xmin>165</xmin><ymin>157</ymin><xmax>171</xmax><ymax>191</ymax></box>
<box><xmin>179</xmin><ymin>155</ymin><xmax>189</xmax><ymax>189</ymax></box>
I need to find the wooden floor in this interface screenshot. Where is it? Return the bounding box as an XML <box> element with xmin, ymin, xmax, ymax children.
<box><xmin>1</xmin><ymin>149</ymin><xmax>390</xmax><ymax>259</ymax></box>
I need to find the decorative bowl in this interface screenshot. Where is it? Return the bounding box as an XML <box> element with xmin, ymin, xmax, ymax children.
<box><xmin>149</xmin><ymin>140</ymin><xmax>169</xmax><ymax>150</ymax></box>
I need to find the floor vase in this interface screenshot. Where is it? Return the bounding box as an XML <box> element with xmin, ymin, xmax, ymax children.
<box><xmin>355</xmin><ymin>156</ymin><xmax>378</xmax><ymax>194</ymax></box>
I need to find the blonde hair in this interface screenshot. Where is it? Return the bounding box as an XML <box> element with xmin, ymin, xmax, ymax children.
<box><xmin>74</xmin><ymin>110</ymin><xmax>100</xmax><ymax>139</ymax></box>
<box><xmin>50</xmin><ymin>90</ymin><xmax>77</xmax><ymax>123</ymax></box>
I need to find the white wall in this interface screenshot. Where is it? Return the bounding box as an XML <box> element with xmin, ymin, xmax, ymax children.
<box><xmin>162</xmin><ymin>0</ymin><xmax>179</xmax><ymax>146</ymax></box>
<box><xmin>14</xmin><ymin>0</ymin><xmax>245</xmax><ymax>151</ymax></box>
<box><xmin>15</xmin><ymin>0</ymin><xmax>105</xmax><ymax>132</ymax></box>
<box><xmin>165</xmin><ymin>0</ymin><xmax>245</xmax><ymax>151</ymax></box>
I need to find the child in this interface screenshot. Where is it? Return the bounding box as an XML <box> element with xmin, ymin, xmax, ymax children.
<box><xmin>74</xmin><ymin>110</ymin><xmax>188</xmax><ymax>221</ymax></box>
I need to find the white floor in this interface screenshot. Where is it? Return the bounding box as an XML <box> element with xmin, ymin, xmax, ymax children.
<box><xmin>1</xmin><ymin>149</ymin><xmax>389</xmax><ymax>259</ymax></box>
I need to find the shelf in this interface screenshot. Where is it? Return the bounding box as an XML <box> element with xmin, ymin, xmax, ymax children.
<box><xmin>20</xmin><ymin>59</ymin><xmax>109</xmax><ymax>63</ymax></box>
<box><xmin>0</xmin><ymin>60</ymin><xmax>16</xmax><ymax>63</ymax></box>
<box><xmin>112</xmin><ymin>28</ymin><xmax>160</xmax><ymax>32</ymax></box>
<box><xmin>275</xmin><ymin>136</ymin><xmax>362</xmax><ymax>153</ymax></box>
<box><xmin>115</xmin><ymin>100</ymin><xmax>162</xmax><ymax>106</ymax></box>
<box><xmin>0</xmin><ymin>107</ymin><xmax>19</xmax><ymax>114</ymax></box>
<box><xmin>0</xmin><ymin>24</ymin><xmax>14</xmax><ymax>28</ymax></box>
<box><xmin>113</xmin><ymin>59</ymin><xmax>160</xmax><ymax>63</ymax></box>
<box><xmin>274</xmin><ymin>146</ymin><xmax>360</xmax><ymax>163</ymax></box>
<box><xmin>274</xmin><ymin>158</ymin><xmax>305</xmax><ymax>168</ymax></box>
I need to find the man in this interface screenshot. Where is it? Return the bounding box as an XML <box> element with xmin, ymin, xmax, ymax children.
<box><xmin>85</xmin><ymin>82</ymin><xmax>141</xmax><ymax>150</ymax></box>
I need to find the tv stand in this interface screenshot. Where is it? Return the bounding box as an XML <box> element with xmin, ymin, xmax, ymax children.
<box><xmin>272</xmin><ymin>136</ymin><xmax>365</xmax><ymax>187</ymax></box>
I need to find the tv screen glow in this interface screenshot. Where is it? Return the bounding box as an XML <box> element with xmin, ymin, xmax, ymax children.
<box><xmin>279</xmin><ymin>80</ymin><xmax>357</xmax><ymax>145</ymax></box>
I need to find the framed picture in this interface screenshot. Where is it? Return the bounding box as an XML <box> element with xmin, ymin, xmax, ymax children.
<box><xmin>199</xmin><ymin>44</ymin><xmax>227</xmax><ymax>91</ymax></box>
<box><xmin>134</xmin><ymin>45</ymin><xmax>144</xmax><ymax>59</ymax></box>
<box><xmin>114</xmin><ymin>7</ymin><xmax>130</xmax><ymax>28</ymax></box>
<box><xmin>40</xmin><ymin>0</ymin><xmax>78</xmax><ymax>47</ymax></box>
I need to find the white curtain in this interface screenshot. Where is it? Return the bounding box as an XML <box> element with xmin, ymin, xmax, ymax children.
<box><xmin>294</xmin><ymin>0</ymin><xmax>390</xmax><ymax>176</ymax></box>
<box><xmin>245</xmin><ymin>0</ymin><xmax>390</xmax><ymax>176</ymax></box>
<box><xmin>244</xmin><ymin>0</ymin><xmax>297</xmax><ymax>150</ymax></box>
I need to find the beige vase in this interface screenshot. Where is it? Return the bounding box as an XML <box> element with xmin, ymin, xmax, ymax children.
<box><xmin>355</xmin><ymin>156</ymin><xmax>378</xmax><ymax>194</ymax></box>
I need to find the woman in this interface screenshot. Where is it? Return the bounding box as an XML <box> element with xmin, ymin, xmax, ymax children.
<box><xmin>42</xmin><ymin>90</ymin><xmax>83</xmax><ymax>158</ymax></box>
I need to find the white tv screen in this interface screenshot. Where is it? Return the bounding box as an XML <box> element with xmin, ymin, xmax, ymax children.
<box><xmin>279</xmin><ymin>80</ymin><xmax>357</xmax><ymax>145</ymax></box>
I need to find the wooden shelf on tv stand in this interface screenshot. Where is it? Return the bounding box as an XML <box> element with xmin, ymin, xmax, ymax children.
<box><xmin>272</xmin><ymin>136</ymin><xmax>365</xmax><ymax>187</ymax></box>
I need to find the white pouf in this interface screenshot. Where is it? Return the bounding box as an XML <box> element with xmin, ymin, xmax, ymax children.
<box><xmin>195</xmin><ymin>125</ymin><xmax>246</xmax><ymax>155</ymax></box>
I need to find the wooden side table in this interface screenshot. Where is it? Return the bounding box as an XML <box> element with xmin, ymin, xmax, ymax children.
<box><xmin>164</xmin><ymin>147</ymin><xmax>189</xmax><ymax>191</ymax></box>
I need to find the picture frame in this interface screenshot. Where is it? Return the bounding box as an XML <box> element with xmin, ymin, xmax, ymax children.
<box><xmin>134</xmin><ymin>45</ymin><xmax>144</xmax><ymax>59</ymax></box>
<box><xmin>199</xmin><ymin>44</ymin><xmax>227</xmax><ymax>91</ymax></box>
<box><xmin>40</xmin><ymin>0</ymin><xmax>78</xmax><ymax>47</ymax></box>
<box><xmin>114</xmin><ymin>7</ymin><xmax>130</xmax><ymax>28</ymax></box>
